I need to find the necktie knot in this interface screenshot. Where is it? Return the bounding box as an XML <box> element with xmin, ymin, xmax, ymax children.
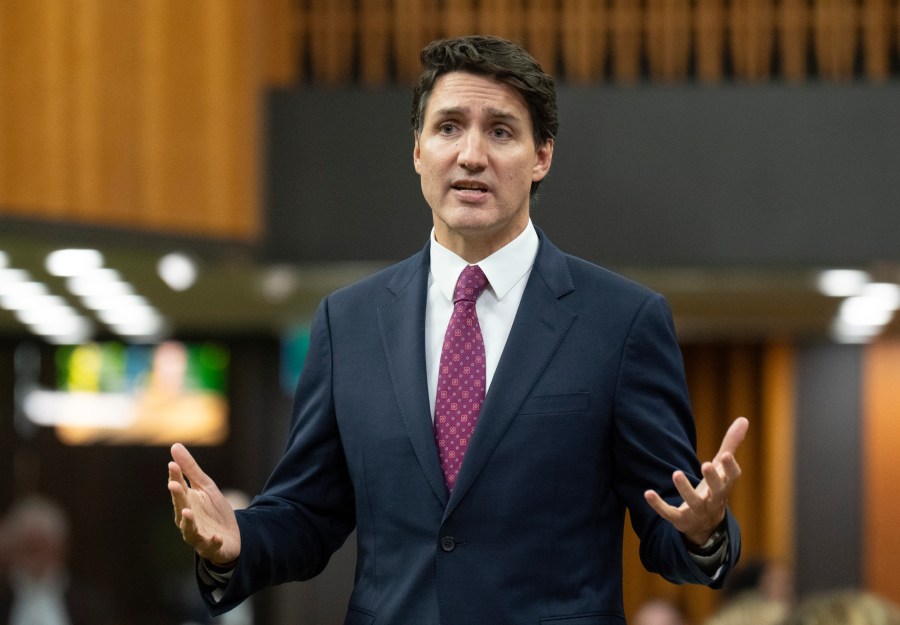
<box><xmin>454</xmin><ymin>265</ymin><xmax>488</xmax><ymax>304</ymax></box>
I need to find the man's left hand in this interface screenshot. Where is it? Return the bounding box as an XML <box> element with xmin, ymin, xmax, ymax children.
<box><xmin>644</xmin><ymin>416</ymin><xmax>749</xmax><ymax>546</ymax></box>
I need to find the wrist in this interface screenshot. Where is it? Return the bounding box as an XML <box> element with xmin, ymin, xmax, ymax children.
<box><xmin>685</xmin><ymin>519</ymin><xmax>727</xmax><ymax>556</ymax></box>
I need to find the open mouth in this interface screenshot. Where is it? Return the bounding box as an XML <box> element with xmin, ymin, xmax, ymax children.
<box><xmin>451</xmin><ymin>181</ymin><xmax>489</xmax><ymax>193</ymax></box>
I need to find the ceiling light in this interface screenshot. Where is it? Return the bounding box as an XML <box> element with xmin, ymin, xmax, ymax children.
<box><xmin>830</xmin><ymin>319</ymin><xmax>882</xmax><ymax>344</ymax></box>
<box><xmin>0</xmin><ymin>268</ymin><xmax>31</xmax><ymax>293</ymax></box>
<box><xmin>816</xmin><ymin>269</ymin><xmax>870</xmax><ymax>297</ymax></box>
<box><xmin>158</xmin><ymin>252</ymin><xmax>198</xmax><ymax>291</ymax></box>
<box><xmin>0</xmin><ymin>280</ymin><xmax>49</xmax><ymax>310</ymax></box>
<box><xmin>860</xmin><ymin>282</ymin><xmax>900</xmax><ymax>311</ymax></box>
<box><xmin>29</xmin><ymin>315</ymin><xmax>94</xmax><ymax>345</ymax></box>
<box><xmin>45</xmin><ymin>249</ymin><xmax>104</xmax><ymax>277</ymax></box>
<box><xmin>66</xmin><ymin>268</ymin><xmax>127</xmax><ymax>298</ymax></box>
<box><xmin>839</xmin><ymin>296</ymin><xmax>894</xmax><ymax>327</ymax></box>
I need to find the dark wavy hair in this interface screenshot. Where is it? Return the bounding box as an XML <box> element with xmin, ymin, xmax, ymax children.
<box><xmin>410</xmin><ymin>36</ymin><xmax>558</xmax><ymax>196</ymax></box>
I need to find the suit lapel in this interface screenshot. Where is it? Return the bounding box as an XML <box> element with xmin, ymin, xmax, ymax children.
<box><xmin>446</xmin><ymin>232</ymin><xmax>577</xmax><ymax>515</ymax></box>
<box><xmin>377</xmin><ymin>245</ymin><xmax>449</xmax><ymax>506</ymax></box>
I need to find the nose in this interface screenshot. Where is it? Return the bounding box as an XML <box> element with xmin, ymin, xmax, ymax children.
<box><xmin>457</xmin><ymin>130</ymin><xmax>487</xmax><ymax>171</ymax></box>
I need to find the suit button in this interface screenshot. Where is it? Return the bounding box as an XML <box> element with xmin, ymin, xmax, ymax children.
<box><xmin>440</xmin><ymin>536</ymin><xmax>456</xmax><ymax>552</ymax></box>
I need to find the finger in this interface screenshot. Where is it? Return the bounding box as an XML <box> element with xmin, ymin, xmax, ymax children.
<box><xmin>715</xmin><ymin>417</ymin><xmax>749</xmax><ymax>460</ymax></box>
<box><xmin>168</xmin><ymin>482</ymin><xmax>189</xmax><ymax>527</ymax></box>
<box><xmin>171</xmin><ymin>443</ymin><xmax>213</xmax><ymax>489</ymax></box>
<box><xmin>701</xmin><ymin>461</ymin><xmax>726</xmax><ymax>497</ymax></box>
<box><xmin>672</xmin><ymin>470</ymin><xmax>706</xmax><ymax>510</ymax></box>
<box><xmin>644</xmin><ymin>489</ymin><xmax>679</xmax><ymax>523</ymax></box>
<box><xmin>719</xmin><ymin>452</ymin><xmax>742</xmax><ymax>483</ymax></box>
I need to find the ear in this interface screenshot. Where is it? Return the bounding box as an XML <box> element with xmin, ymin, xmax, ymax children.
<box><xmin>413</xmin><ymin>132</ymin><xmax>422</xmax><ymax>174</ymax></box>
<box><xmin>532</xmin><ymin>138</ymin><xmax>554</xmax><ymax>183</ymax></box>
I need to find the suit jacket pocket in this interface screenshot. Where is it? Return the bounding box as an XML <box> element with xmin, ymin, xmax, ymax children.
<box><xmin>343</xmin><ymin>606</ymin><xmax>376</xmax><ymax>625</ymax></box>
<box><xmin>520</xmin><ymin>392</ymin><xmax>590</xmax><ymax>415</ymax></box>
<box><xmin>541</xmin><ymin>612</ymin><xmax>625</xmax><ymax>625</ymax></box>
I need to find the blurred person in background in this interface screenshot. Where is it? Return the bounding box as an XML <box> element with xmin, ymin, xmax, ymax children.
<box><xmin>633</xmin><ymin>597</ymin><xmax>688</xmax><ymax>625</ymax></box>
<box><xmin>701</xmin><ymin>593</ymin><xmax>787</xmax><ymax>625</ymax></box>
<box><xmin>0</xmin><ymin>494</ymin><xmax>117</xmax><ymax>625</ymax></box>
<box><xmin>722</xmin><ymin>557</ymin><xmax>795</xmax><ymax>607</ymax></box>
<box><xmin>783</xmin><ymin>590</ymin><xmax>900</xmax><ymax>625</ymax></box>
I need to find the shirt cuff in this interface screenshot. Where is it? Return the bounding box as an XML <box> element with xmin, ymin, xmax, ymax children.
<box><xmin>197</xmin><ymin>558</ymin><xmax>236</xmax><ymax>603</ymax></box>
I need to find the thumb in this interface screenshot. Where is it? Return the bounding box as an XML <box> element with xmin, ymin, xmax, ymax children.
<box><xmin>171</xmin><ymin>443</ymin><xmax>213</xmax><ymax>489</ymax></box>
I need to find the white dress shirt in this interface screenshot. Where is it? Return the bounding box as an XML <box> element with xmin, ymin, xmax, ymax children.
<box><xmin>425</xmin><ymin>220</ymin><xmax>539</xmax><ymax>418</ymax></box>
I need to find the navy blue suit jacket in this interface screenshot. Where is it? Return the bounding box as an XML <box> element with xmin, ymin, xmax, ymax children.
<box><xmin>206</xmin><ymin>230</ymin><xmax>740</xmax><ymax>624</ymax></box>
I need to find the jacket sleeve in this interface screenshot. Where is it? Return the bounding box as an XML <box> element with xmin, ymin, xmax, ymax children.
<box><xmin>201</xmin><ymin>297</ymin><xmax>357</xmax><ymax>615</ymax></box>
<box><xmin>611</xmin><ymin>292</ymin><xmax>741</xmax><ymax>587</ymax></box>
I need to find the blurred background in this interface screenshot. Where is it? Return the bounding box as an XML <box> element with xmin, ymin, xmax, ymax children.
<box><xmin>1</xmin><ymin>1</ymin><xmax>899</xmax><ymax>624</ymax></box>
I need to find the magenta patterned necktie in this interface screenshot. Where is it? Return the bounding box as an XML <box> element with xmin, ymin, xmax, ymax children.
<box><xmin>434</xmin><ymin>264</ymin><xmax>489</xmax><ymax>493</ymax></box>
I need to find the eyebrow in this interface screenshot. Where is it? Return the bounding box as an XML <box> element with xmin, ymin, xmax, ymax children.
<box><xmin>431</xmin><ymin>105</ymin><xmax>521</xmax><ymax>123</ymax></box>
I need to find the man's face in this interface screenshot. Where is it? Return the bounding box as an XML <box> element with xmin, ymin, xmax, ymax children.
<box><xmin>414</xmin><ymin>71</ymin><xmax>553</xmax><ymax>261</ymax></box>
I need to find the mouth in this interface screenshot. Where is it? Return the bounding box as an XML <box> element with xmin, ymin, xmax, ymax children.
<box><xmin>451</xmin><ymin>180</ymin><xmax>489</xmax><ymax>195</ymax></box>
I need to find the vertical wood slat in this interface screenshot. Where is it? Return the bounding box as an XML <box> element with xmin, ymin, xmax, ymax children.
<box><xmin>262</xmin><ymin>0</ymin><xmax>305</xmax><ymax>87</ymax></box>
<box><xmin>730</xmin><ymin>0</ymin><xmax>775</xmax><ymax>82</ymax></box>
<box><xmin>645</xmin><ymin>0</ymin><xmax>692</xmax><ymax>82</ymax></box>
<box><xmin>0</xmin><ymin>0</ymin><xmax>262</xmax><ymax>239</ymax></box>
<box><xmin>864</xmin><ymin>339</ymin><xmax>900</xmax><ymax>606</ymax></box>
<box><xmin>560</xmin><ymin>0</ymin><xmax>608</xmax><ymax>84</ymax></box>
<box><xmin>611</xmin><ymin>0</ymin><xmax>642</xmax><ymax>83</ymax></box>
<box><xmin>861</xmin><ymin>0</ymin><xmax>891</xmax><ymax>81</ymax></box>
<box><xmin>308</xmin><ymin>0</ymin><xmax>354</xmax><ymax>85</ymax></box>
<box><xmin>393</xmin><ymin>0</ymin><xmax>439</xmax><ymax>83</ymax></box>
<box><xmin>83</xmin><ymin>0</ymin><xmax>144</xmax><ymax>225</ymax></box>
<box><xmin>725</xmin><ymin>346</ymin><xmax>760</xmax><ymax>553</ymax></box>
<box><xmin>694</xmin><ymin>0</ymin><xmax>725</xmax><ymax>82</ymax></box>
<box><xmin>478</xmin><ymin>0</ymin><xmax>524</xmax><ymax>42</ymax></box>
<box><xmin>359</xmin><ymin>0</ymin><xmax>391</xmax><ymax>86</ymax></box>
<box><xmin>0</xmin><ymin>1</ymin><xmax>67</xmax><ymax>215</ymax></box>
<box><xmin>813</xmin><ymin>0</ymin><xmax>859</xmax><ymax>80</ymax></box>
<box><xmin>761</xmin><ymin>342</ymin><xmax>796</xmax><ymax>567</ymax></box>
<box><xmin>204</xmin><ymin>0</ymin><xmax>261</xmax><ymax>237</ymax></box>
<box><xmin>778</xmin><ymin>0</ymin><xmax>810</xmax><ymax>82</ymax></box>
<box><xmin>680</xmin><ymin>346</ymin><xmax>725</xmax><ymax>625</ymax></box>
<box><xmin>441</xmin><ymin>0</ymin><xmax>477</xmax><ymax>39</ymax></box>
<box><xmin>523</xmin><ymin>0</ymin><xmax>559</xmax><ymax>76</ymax></box>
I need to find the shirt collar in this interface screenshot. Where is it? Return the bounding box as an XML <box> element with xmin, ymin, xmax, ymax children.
<box><xmin>430</xmin><ymin>220</ymin><xmax>539</xmax><ymax>301</ymax></box>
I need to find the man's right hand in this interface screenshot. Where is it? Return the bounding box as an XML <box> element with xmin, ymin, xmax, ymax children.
<box><xmin>168</xmin><ymin>443</ymin><xmax>241</xmax><ymax>566</ymax></box>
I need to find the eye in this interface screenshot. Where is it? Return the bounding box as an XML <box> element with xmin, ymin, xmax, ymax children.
<box><xmin>490</xmin><ymin>127</ymin><xmax>512</xmax><ymax>139</ymax></box>
<box><xmin>438</xmin><ymin>122</ymin><xmax>457</xmax><ymax>135</ymax></box>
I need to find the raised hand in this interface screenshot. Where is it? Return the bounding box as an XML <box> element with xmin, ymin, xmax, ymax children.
<box><xmin>644</xmin><ymin>417</ymin><xmax>749</xmax><ymax>546</ymax></box>
<box><xmin>168</xmin><ymin>443</ymin><xmax>241</xmax><ymax>566</ymax></box>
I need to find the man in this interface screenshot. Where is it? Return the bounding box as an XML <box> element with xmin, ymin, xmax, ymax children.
<box><xmin>0</xmin><ymin>495</ymin><xmax>117</xmax><ymax>625</ymax></box>
<box><xmin>169</xmin><ymin>35</ymin><xmax>747</xmax><ymax>624</ymax></box>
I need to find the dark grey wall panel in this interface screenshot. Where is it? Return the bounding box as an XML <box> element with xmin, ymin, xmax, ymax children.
<box><xmin>265</xmin><ymin>84</ymin><xmax>900</xmax><ymax>266</ymax></box>
<box><xmin>794</xmin><ymin>343</ymin><xmax>863</xmax><ymax>596</ymax></box>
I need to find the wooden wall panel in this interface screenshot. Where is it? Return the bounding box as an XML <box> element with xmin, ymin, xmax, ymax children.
<box><xmin>622</xmin><ymin>342</ymin><xmax>797</xmax><ymax>623</ymax></box>
<box><xmin>778</xmin><ymin>0</ymin><xmax>810</xmax><ymax>82</ymax></box>
<box><xmin>814</xmin><ymin>0</ymin><xmax>859</xmax><ymax>80</ymax></box>
<box><xmin>560</xmin><ymin>0</ymin><xmax>608</xmax><ymax>84</ymax></box>
<box><xmin>393</xmin><ymin>0</ymin><xmax>439</xmax><ymax>83</ymax></box>
<box><xmin>441</xmin><ymin>0</ymin><xmax>478</xmax><ymax>39</ymax></box>
<box><xmin>523</xmin><ymin>0</ymin><xmax>559</xmax><ymax>75</ymax></box>
<box><xmin>730</xmin><ymin>0</ymin><xmax>775</xmax><ymax>81</ymax></box>
<box><xmin>863</xmin><ymin>339</ymin><xmax>900</xmax><ymax>605</ymax></box>
<box><xmin>645</xmin><ymin>0</ymin><xmax>691</xmax><ymax>82</ymax></box>
<box><xmin>611</xmin><ymin>0</ymin><xmax>642</xmax><ymax>83</ymax></box>
<box><xmin>0</xmin><ymin>0</ymin><xmax>262</xmax><ymax>240</ymax></box>
<box><xmin>761</xmin><ymin>342</ymin><xmax>796</xmax><ymax>567</ymax></box>
<box><xmin>862</xmin><ymin>0</ymin><xmax>892</xmax><ymax>81</ymax></box>
<box><xmin>695</xmin><ymin>0</ymin><xmax>726</xmax><ymax>82</ymax></box>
